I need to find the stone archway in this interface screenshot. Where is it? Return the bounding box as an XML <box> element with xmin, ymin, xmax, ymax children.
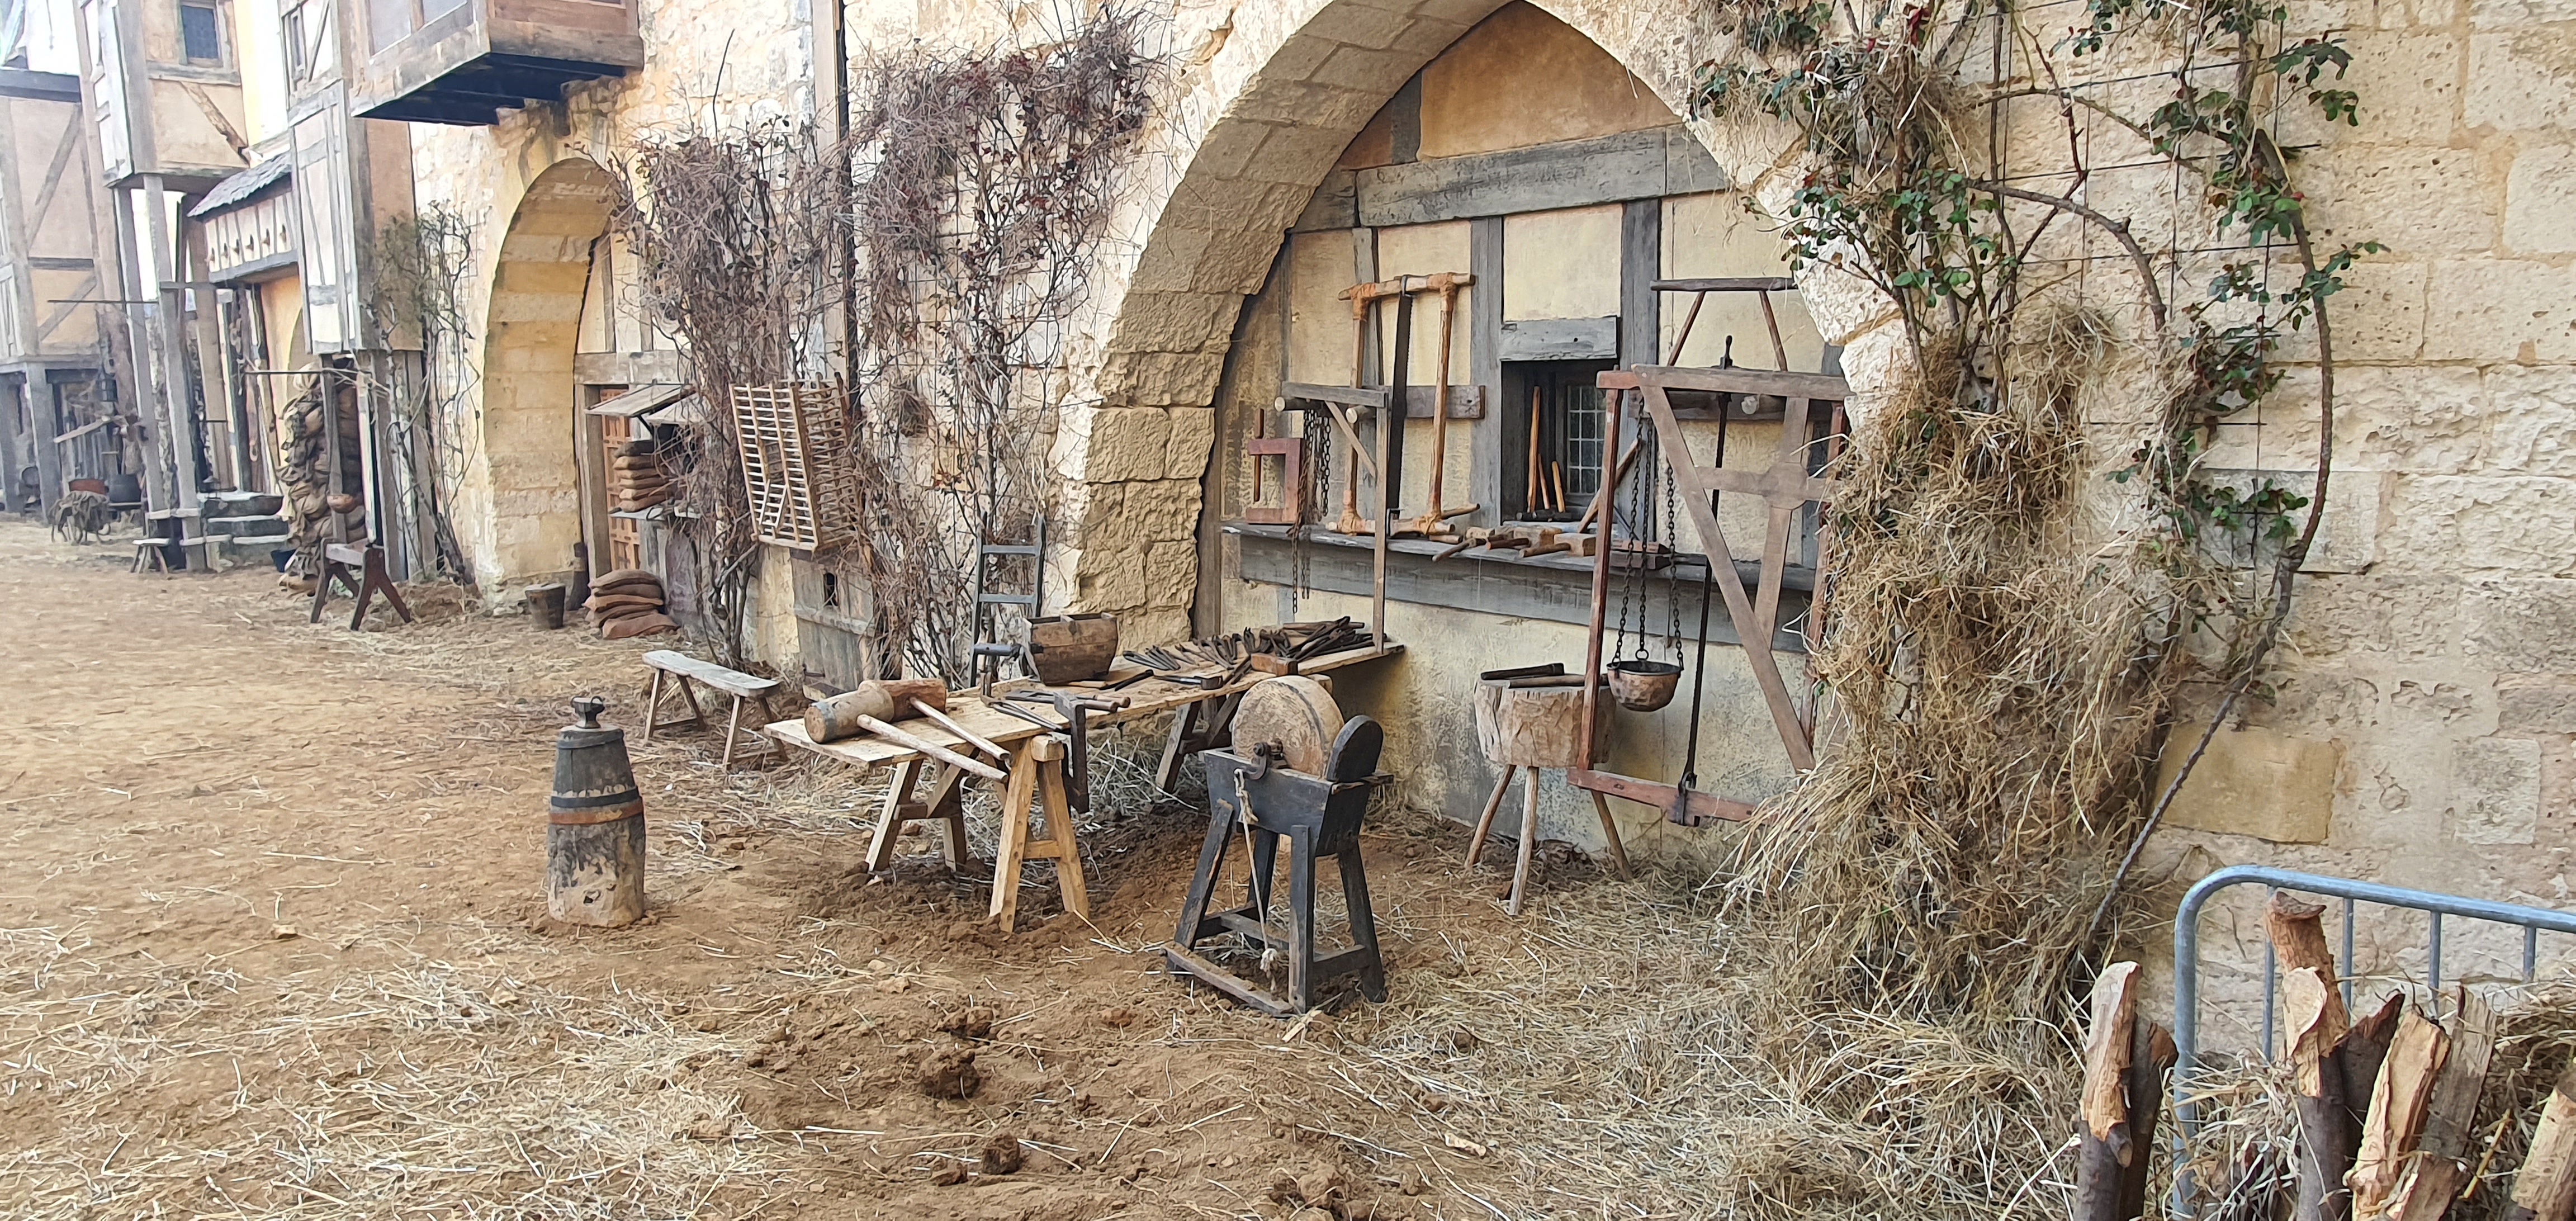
<box><xmin>466</xmin><ymin>157</ymin><xmax>618</xmax><ymax>594</ymax></box>
<box><xmin>1055</xmin><ymin>0</ymin><xmax>1800</xmax><ymax>641</ymax></box>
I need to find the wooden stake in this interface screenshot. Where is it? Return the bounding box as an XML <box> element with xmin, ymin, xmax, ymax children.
<box><xmin>2351</xmin><ymin>1006</ymin><xmax>2452</xmax><ymax>1217</ymax></box>
<box><xmin>2390</xmin><ymin>987</ymin><xmax>2499</xmax><ymax>1221</ymax></box>
<box><xmin>2077</xmin><ymin>963</ymin><xmax>2177</xmax><ymax>1221</ymax></box>
<box><xmin>2508</xmin><ymin>1057</ymin><xmax>2576</xmax><ymax>1221</ymax></box>
<box><xmin>2077</xmin><ymin>963</ymin><xmax>2142</xmax><ymax>1217</ymax></box>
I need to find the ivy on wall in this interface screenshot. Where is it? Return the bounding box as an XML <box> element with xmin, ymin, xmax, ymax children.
<box><xmin>1687</xmin><ymin>0</ymin><xmax>2376</xmax><ymax>1206</ymax></box>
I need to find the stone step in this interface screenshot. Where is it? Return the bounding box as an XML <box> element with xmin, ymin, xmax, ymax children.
<box><xmin>205</xmin><ymin>518</ymin><xmax>291</xmax><ymax>543</ymax></box>
<box><xmin>198</xmin><ymin>490</ymin><xmax>286</xmax><ymax>520</ymax></box>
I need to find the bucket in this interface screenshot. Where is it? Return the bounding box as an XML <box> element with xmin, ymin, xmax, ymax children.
<box><xmin>1606</xmin><ymin>659</ymin><xmax>1682</xmax><ymax>712</ymax></box>
<box><xmin>271</xmin><ymin>547</ymin><xmax>296</xmax><ymax>572</ymax></box>
<box><xmin>547</xmin><ymin>696</ymin><xmax>645</xmax><ymax>927</ymax></box>
<box><xmin>526</xmin><ymin>583</ymin><xmax>567</xmax><ymax>630</ymax></box>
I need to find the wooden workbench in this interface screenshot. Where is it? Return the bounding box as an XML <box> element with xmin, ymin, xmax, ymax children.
<box><xmin>764</xmin><ymin>642</ymin><xmax>1403</xmax><ymax>931</ymax></box>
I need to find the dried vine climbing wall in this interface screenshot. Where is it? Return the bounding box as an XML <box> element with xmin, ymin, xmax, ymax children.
<box><xmin>1680</xmin><ymin>0</ymin><xmax>2381</xmax><ymax>1207</ymax></box>
<box><xmin>615</xmin><ymin>125</ymin><xmax>855</xmax><ymax>665</ymax></box>
<box><xmin>842</xmin><ymin>10</ymin><xmax>1159</xmax><ymax>681</ymax></box>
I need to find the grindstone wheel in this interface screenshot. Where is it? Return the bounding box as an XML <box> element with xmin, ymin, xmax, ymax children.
<box><xmin>1230</xmin><ymin>676</ymin><xmax>1343</xmax><ymax>777</ymax></box>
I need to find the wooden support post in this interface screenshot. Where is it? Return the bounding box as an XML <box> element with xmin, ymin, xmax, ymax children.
<box><xmin>1508</xmin><ymin>767</ymin><xmax>1538</xmax><ymax>917</ymax></box>
<box><xmin>1465</xmin><ymin>765</ymin><xmax>1514</xmax><ymax>867</ymax></box>
<box><xmin>988</xmin><ymin>735</ymin><xmax>1086</xmax><ymax>934</ymax></box>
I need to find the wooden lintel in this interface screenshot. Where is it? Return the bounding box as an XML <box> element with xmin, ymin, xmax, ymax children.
<box><xmin>1568</xmin><ymin>768</ymin><xmax>1758</xmax><ymax>823</ymax></box>
<box><xmin>1632</xmin><ymin>364</ymin><xmax>1852</xmax><ymax>402</ymax></box>
<box><xmin>1651</xmin><ymin>277</ymin><xmax>1797</xmax><ymax>294</ymax></box>
<box><xmin>1281</xmin><ymin>382</ymin><xmax>1486</xmax><ymax>419</ymax></box>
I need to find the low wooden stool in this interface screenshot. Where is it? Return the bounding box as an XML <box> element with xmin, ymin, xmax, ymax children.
<box><xmin>640</xmin><ymin>650</ymin><xmax>781</xmax><ymax>771</ymax></box>
<box><xmin>1167</xmin><ymin>718</ymin><xmax>1390</xmax><ymax>1016</ymax></box>
<box><xmin>1465</xmin><ymin>676</ymin><xmax>1631</xmax><ymax>916</ymax></box>
<box><xmin>310</xmin><ymin>542</ymin><xmax>414</xmax><ymax>631</ymax></box>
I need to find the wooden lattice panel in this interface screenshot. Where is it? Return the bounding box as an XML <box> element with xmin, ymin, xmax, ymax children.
<box><xmin>730</xmin><ymin>381</ymin><xmax>861</xmax><ymax>551</ymax></box>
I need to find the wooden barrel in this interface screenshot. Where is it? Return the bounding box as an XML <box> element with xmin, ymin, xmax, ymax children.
<box><xmin>525</xmin><ymin>583</ymin><xmax>566</xmax><ymax>630</ymax></box>
<box><xmin>547</xmin><ymin>698</ymin><xmax>645</xmax><ymax>926</ymax></box>
<box><xmin>1473</xmin><ymin>677</ymin><xmax>1605</xmax><ymax>769</ymax></box>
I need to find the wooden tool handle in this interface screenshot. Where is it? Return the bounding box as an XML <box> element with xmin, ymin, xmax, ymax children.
<box><xmin>910</xmin><ymin>698</ymin><xmax>1008</xmax><ymax>760</ymax></box>
<box><xmin>855</xmin><ymin>714</ymin><xmax>1007</xmax><ymax>782</ymax></box>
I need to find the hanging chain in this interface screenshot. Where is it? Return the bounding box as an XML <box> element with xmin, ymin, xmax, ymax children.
<box><xmin>1665</xmin><ymin>430</ymin><xmax>1683</xmax><ymax>658</ymax></box>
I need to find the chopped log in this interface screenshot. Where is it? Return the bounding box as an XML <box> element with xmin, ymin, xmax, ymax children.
<box><xmin>2507</xmin><ymin>1057</ymin><xmax>2576</xmax><ymax>1221</ymax></box>
<box><xmin>2350</xmin><ymin>1006</ymin><xmax>2451</xmax><ymax>1217</ymax></box>
<box><xmin>2120</xmin><ymin>1024</ymin><xmax>2180</xmax><ymax>1221</ymax></box>
<box><xmin>2295</xmin><ymin>986</ymin><xmax>2404</xmax><ymax>1221</ymax></box>
<box><xmin>2389</xmin><ymin>988</ymin><xmax>2500</xmax><ymax>1221</ymax></box>
<box><xmin>2077</xmin><ymin>962</ymin><xmax>2144</xmax><ymax>1220</ymax></box>
<box><xmin>2077</xmin><ymin>962</ymin><xmax>2177</xmax><ymax>1221</ymax></box>
<box><xmin>2274</xmin><ymin>892</ymin><xmax>2351</xmax><ymax>1100</ymax></box>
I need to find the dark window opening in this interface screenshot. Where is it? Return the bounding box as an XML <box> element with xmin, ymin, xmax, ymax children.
<box><xmin>1507</xmin><ymin>359</ymin><xmax>1613</xmax><ymax>522</ymax></box>
<box><xmin>180</xmin><ymin>1</ymin><xmax>222</xmax><ymax>61</ymax></box>
<box><xmin>822</xmin><ymin>571</ymin><xmax>840</xmax><ymax>609</ymax></box>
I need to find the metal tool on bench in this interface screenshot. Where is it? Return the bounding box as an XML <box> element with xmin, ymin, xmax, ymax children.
<box><xmin>1167</xmin><ymin>676</ymin><xmax>1391</xmax><ymax>1016</ymax></box>
<box><xmin>1004</xmin><ymin>688</ymin><xmax>1128</xmax><ymax>812</ymax></box>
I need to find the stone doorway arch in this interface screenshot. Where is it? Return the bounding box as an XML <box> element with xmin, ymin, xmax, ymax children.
<box><xmin>1059</xmin><ymin>0</ymin><xmax>1778</xmax><ymax>640</ymax></box>
<box><xmin>469</xmin><ymin>157</ymin><xmax>618</xmax><ymax>594</ymax></box>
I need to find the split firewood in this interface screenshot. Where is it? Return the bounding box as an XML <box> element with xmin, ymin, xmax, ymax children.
<box><xmin>2290</xmin><ymin>980</ymin><xmax>2403</xmax><ymax>1221</ymax></box>
<box><xmin>2273</xmin><ymin>893</ymin><xmax>2351</xmax><ymax>1089</ymax></box>
<box><xmin>2349</xmin><ymin>1005</ymin><xmax>2451</xmax><ymax>1217</ymax></box>
<box><xmin>2077</xmin><ymin>963</ymin><xmax>2141</xmax><ymax>1218</ymax></box>
<box><xmin>2288</xmin><ymin>967</ymin><xmax>2359</xmax><ymax>1221</ymax></box>
<box><xmin>2388</xmin><ymin>987</ymin><xmax>2499</xmax><ymax>1221</ymax></box>
<box><xmin>2508</xmin><ymin>1056</ymin><xmax>2576</xmax><ymax>1221</ymax></box>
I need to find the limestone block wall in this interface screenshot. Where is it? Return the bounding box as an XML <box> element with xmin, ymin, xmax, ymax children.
<box><xmin>397</xmin><ymin>0</ymin><xmax>2576</xmax><ymax>983</ymax></box>
<box><xmin>406</xmin><ymin>0</ymin><xmax>809</xmax><ymax>598</ymax></box>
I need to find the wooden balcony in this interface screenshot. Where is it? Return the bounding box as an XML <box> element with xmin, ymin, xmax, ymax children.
<box><xmin>351</xmin><ymin>0</ymin><xmax>642</xmax><ymax>126</ymax></box>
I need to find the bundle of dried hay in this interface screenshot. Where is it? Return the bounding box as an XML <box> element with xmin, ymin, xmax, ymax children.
<box><xmin>1718</xmin><ymin>311</ymin><xmax>2193</xmax><ymax>1213</ymax></box>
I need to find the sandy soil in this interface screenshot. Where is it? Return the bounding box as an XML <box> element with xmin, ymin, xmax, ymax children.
<box><xmin>0</xmin><ymin>515</ymin><xmax>1708</xmax><ymax>1220</ymax></box>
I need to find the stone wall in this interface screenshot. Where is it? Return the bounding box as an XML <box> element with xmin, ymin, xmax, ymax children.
<box><xmin>405</xmin><ymin>0</ymin><xmax>2576</xmax><ymax>987</ymax></box>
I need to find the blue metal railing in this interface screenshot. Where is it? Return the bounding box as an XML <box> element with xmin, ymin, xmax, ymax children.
<box><xmin>2171</xmin><ymin>864</ymin><xmax>2576</xmax><ymax>1207</ymax></box>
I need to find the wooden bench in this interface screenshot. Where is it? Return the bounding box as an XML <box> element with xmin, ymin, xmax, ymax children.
<box><xmin>310</xmin><ymin>542</ymin><xmax>414</xmax><ymax>631</ymax></box>
<box><xmin>641</xmin><ymin>650</ymin><xmax>782</xmax><ymax>771</ymax></box>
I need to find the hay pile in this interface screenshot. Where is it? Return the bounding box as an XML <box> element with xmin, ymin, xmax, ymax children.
<box><xmin>1700</xmin><ymin>323</ymin><xmax>2192</xmax><ymax>1214</ymax></box>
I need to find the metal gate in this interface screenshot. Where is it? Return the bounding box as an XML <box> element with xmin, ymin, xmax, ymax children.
<box><xmin>2172</xmin><ymin>865</ymin><xmax>2576</xmax><ymax>1151</ymax></box>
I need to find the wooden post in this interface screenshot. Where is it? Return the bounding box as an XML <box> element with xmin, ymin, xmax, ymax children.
<box><xmin>2508</xmin><ymin>1056</ymin><xmax>2576</xmax><ymax>1221</ymax></box>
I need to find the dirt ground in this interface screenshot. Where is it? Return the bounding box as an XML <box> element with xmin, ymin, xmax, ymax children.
<box><xmin>0</xmin><ymin>515</ymin><xmax>1737</xmax><ymax>1220</ymax></box>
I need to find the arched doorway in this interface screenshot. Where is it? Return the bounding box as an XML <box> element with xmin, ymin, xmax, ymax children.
<box><xmin>1070</xmin><ymin>0</ymin><xmax>1831</xmax><ymax>841</ymax></box>
<box><xmin>471</xmin><ymin>157</ymin><xmax>617</xmax><ymax>594</ymax></box>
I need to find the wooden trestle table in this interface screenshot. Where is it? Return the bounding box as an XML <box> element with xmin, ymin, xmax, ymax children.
<box><xmin>764</xmin><ymin>642</ymin><xmax>1402</xmax><ymax>931</ymax></box>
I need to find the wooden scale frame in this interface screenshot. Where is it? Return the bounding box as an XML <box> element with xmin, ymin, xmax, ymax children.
<box><xmin>1571</xmin><ymin>280</ymin><xmax>1850</xmax><ymax>825</ymax></box>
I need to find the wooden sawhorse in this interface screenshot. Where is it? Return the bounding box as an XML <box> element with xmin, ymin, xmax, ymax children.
<box><xmin>641</xmin><ymin>650</ymin><xmax>782</xmax><ymax>771</ymax></box>
<box><xmin>861</xmin><ymin>732</ymin><xmax>1088</xmax><ymax>933</ymax></box>
<box><xmin>310</xmin><ymin>542</ymin><xmax>415</xmax><ymax>631</ymax></box>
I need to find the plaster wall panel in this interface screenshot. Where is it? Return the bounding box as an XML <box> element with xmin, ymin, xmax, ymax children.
<box><xmin>1417</xmin><ymin>1</ymin><xmax>1675</xmax><ymax>159</ymax></box>
<box><xmin>1500</xmin><ymin>205</ymin><xmax>1620</xmax><ymax>321</ymax></box>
